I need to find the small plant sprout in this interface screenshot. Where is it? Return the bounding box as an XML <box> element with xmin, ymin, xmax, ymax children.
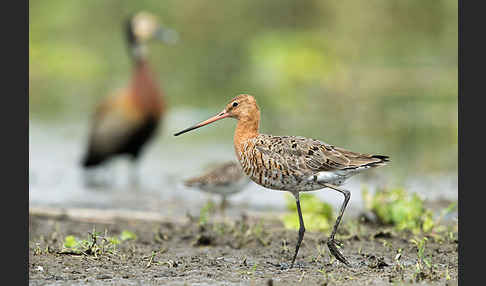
<box><xmin>199</xmin><ymin>201</ymin><xmax>216</xmax><ymax>226</ymax></box>
<box><xmin>33</xmin><ymin>243</ymin><xmax>42</xmax><ymax>255</ymax></box>
<box><xmin>281</xmin><ymin>239</ymin><xmax>289</xmax><ymax>253</ymax></box>
<box><xmin>146</xmin><ymin>250</ymin><xmax>157</xmax><ymax>268</ymax></box>
<box><xmin>298</xmin><ymin>271</ymin><xmax>306</xmax><ymax>282</ymax></box>
<box><xmin>394</xmin><ymin>248</ymin><xmax>402</xmax><ymax>261</ymax></box>
<box><xmin>410</xmin><ymin>237</ymin><xmax>431</xmax><ymax>269</ymax></box>
<box><xmin>239</xmin><ymin>262</ymin><xmax>259</xmax><ymax>278</ymax></box>
<box><xmin>445</xmin><ymin>268</ymin><xmax>451</xmax><ymax>280</ymax></box>
<box><xmin>252</xmin><ymin>263</ymin><xmax>258</xmax><ymax>273</ymax></box>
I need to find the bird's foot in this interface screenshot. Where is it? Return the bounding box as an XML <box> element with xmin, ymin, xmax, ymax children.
<box><xmin>327</xmin><ymin>239</ymin><xmax>350</xmax><ymax>266</ymax></box>
<box><xmin>331</xmin><ymin>239</ymin><xmax>344</xmax><ymax>247</ymax></box>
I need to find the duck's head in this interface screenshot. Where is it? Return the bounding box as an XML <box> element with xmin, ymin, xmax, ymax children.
<box><xmin>126</xmin><ymin>11</ymin><xmax>178</xmax><ymax>58</ymax></box>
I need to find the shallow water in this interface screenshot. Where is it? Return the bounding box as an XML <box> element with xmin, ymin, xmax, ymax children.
<box><xmin>29</xmin><ymin>109</ymin><xmax>458</xmax><ymax>218</ymax></box>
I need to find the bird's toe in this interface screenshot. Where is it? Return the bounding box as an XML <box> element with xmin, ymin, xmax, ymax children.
<box><xmin>327</xmin><ymin>240</ymin><xmax>350</xmax><ymax>266</ymax></box>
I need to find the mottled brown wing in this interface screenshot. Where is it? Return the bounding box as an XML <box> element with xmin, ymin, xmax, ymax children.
<box><xmin>254</xmin><ymin>134</ymin><xmax>386</xmax><ymax>175</ymax></box>
<box><xmin>332</xmin><ymin>146</ymin><xmax>388</xmax><ymax>168</ymax></box>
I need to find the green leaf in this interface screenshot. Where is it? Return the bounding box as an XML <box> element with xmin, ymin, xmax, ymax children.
<box><xmin>120</xmin><ymin>230</ymin><xmax>137</xmax><ymax>241</ymax></box>
<box><xmin>63</xmin><ymin>235</ymin><xmax>78</xmax><ymax>248</ymax></box>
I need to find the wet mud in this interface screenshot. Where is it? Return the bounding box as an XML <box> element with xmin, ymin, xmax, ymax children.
<box><xmin>29</xmin><ymin>211</ymin><xmax>458</xmax><ymax>285</ymax></box>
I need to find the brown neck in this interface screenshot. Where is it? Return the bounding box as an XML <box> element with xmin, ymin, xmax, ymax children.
<box><xmin>233</xmin><ymin>110</ymin><xmax>260</xmax><ymax>159</ymax></box>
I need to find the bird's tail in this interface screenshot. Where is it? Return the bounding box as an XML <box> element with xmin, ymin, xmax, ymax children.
<box><xmin>368</xmin><ymin>155</ymin><xmax>390</xmax><ymax>167</ymax></box>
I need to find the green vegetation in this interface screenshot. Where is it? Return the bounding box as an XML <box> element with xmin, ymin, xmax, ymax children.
<box><xmin>120</xmin><ymin>230</ymin><xmax>137</xmax><ymax>241</ymax></box>
<box><xmin>362</xmin><ymin>187</ymin><xmax>457</xmax><ymax>234</ymax></box>
<box><xmin>410</xmin><ymin>237</ymin><xmax>431</xmax><ymax>268</ymax></box>
<box><xmin>60</xmin><ymin>228</ymin><xmax>136</xmax><ymax>256</ymax></box>
<box><xmin>198</xmin><ymin>201</ymin><xmax>217</xmax><ymax>226</ymax></box>
<box><xmin>282</xmin><ymin>193</ymin><xmax>334</xmax><ymax>232</ymax></box>
<box><xmin>363</xmin><ymin>187</ymin><xmax>431</xmax><ymax>233</ymax></box>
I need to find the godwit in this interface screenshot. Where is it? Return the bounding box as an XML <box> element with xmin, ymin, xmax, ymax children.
<box><xmin>82</xmin><ymin>12</ymin><xmax>177</xmax><ymax>184</ymax></box>
<box><xmin>184</xmin><ymin>161</ymin><xmax>251</xmax><ymax>211</ymax></box>
<box><xmin>174</xmin><ymin>94</ymin><xmax>389</xmax><ymax>267</ymax></box>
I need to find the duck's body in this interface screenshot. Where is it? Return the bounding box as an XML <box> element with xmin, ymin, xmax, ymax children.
<box><xmin>174</xmin><ymin>94</ymin><xmax>389</xmax><ymax>267</ymax></box>
<box><xmin>82</xmin><ymin>61</ymin><xmax>163</xmax><ymax>167</ymax></box>
<box><xmin>82</xmin><ymin>12</ymin><xmax>173</xmax><ymax>172</ymax></box>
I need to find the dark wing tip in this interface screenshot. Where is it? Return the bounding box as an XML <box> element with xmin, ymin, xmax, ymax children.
<box><xmin>372</xmin><ymin>155</ymin><xmax>390</xmax><ymax>162</ymax></box>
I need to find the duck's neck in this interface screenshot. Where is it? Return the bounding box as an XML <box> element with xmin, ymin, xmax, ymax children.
<box><xmin>125</xmin><ymin>17</ymin><xmax>148</xmax><ymax>65</ymax></box>
<box><xmin>131</xmin><ymin>60</ymin><xmax>163</xmax><ymax>115</ymax></box>
<box><xmin>234</xmin><ymin>111</ymin><xmax>260</xmax><ymax>160</ymax></box>
<box><xmin>131</xmin><ymin>44</ymin><xmax>147</xmax><ymax>65</ymax></box>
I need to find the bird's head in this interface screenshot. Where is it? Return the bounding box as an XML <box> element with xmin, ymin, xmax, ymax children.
<box><xmin>174</xmin><ymin>94</ymin><xmax>260</xmax><ymax>136</ymax></box>
<box><xmin>222</xmin><ymin>94</ymin><xmax>259</xmax><ymax>120</ymax></box>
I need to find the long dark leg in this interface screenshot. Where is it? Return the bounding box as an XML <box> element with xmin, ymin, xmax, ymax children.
<box><xmin>323</xmin><ymin>183</ymin><xmax>351</xmax><ymax>266</ymax></box>
<box><xmin>129</xmin><ymin>158</ymin><xmax>140</xmax><ymax>187</ymax></box>
<box><xmin>220</xmin><ymin>195</ymin><xmax>228</xmax><ymax>214</ymax></box>
<box><xmin>290</xmin><ymin>193</ymin><xmax>305</xmax><ymax>268</ymax></box>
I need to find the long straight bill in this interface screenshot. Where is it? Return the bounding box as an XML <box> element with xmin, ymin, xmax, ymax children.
<box><xmin>174</xmin><ymin>111</ymin><xmax>229</xmax><ymax>136</ymax></box>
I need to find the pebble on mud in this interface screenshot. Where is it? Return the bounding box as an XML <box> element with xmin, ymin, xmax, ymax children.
<box><xmin>35</xmin><ymin>266</ymin><xmax>44</xmax><ymax>272</ymax></box>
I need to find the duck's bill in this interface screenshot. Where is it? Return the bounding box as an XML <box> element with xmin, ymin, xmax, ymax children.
<box><xmin>174</xmin><ymin>110</ymin><xmax>229</xmax><ymax>136</ymax></box>
<box><xmin>154</xmin><ymin>27</ymin><xmax>179</xmax><ymax>45</ymax></box>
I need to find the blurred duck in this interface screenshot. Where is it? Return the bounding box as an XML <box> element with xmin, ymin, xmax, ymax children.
<box><xmin>184</xmin><ymin>161</ymin><xmax>251</xmax><ymax>211</ymax></box>
<box><xmin>81</xmin><ymin>12</ymin><xmax>177</xmax><ymax>184</ymax></box>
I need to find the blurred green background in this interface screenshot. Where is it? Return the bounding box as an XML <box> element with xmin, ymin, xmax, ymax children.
<box><xmin>29</xmin><ymin>0</ymin><xmax>457</xmax><ymax>178</ymax></box>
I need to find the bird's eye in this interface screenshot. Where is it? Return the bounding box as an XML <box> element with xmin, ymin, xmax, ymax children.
<box><xmin>232</xmin><ymin>102</ymin><xmax>238</xmax><ymax>107</ymax></box>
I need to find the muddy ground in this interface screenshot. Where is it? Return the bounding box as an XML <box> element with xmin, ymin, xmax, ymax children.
<box><xmin>29</xmin><ymin>208</ymin><xmax>458</xmax><ymax>286</ymax></box>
